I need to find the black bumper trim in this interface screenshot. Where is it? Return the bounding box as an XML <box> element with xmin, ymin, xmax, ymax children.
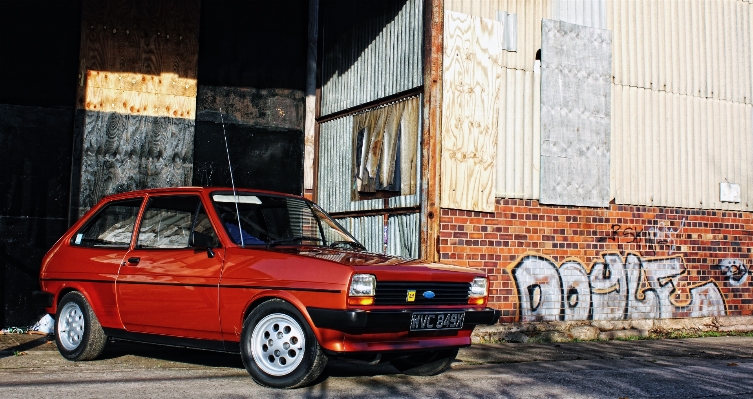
<box><xmin>307</xmin><ymin>307</ymin><xmax>500</xmax><ymax>334</ymax></box>
<box><xmin>32</xmin><ymin>291</ymin><xmax>54</xmax><ymax>308</ymax></box>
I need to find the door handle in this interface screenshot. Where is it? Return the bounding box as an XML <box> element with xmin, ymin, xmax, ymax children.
<box><xmin>127</xmin><ymin>257</ymin><xmax>140</xmax><ymax>264</ymax></box>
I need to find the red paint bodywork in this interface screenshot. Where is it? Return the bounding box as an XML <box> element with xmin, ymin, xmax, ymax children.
<box><xmin>39</xmin><ymin>187</ymin><xmax>493</xmax><ymax>354</ymax></box>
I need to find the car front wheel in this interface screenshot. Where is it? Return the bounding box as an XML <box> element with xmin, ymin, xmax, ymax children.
<box><xmin>240</xmin><ymin>299</ymin><xmax>327</xmax><ymax>388</ymax></box>
<box><xmin>55</xmin><ymin>291</ymin><xmax>107</xmax><ymax>361</ymax></box>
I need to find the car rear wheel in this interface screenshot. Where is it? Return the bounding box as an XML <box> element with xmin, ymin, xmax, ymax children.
<box><xmin>240</xmin><ymin>299</ymin><xmax>327</xmax><ymax>388</ymax></box>
<box><xmin>391</xmin><ymin>348</ymin><xmax>459</xmax><ymax>376</ymax></box>
<box><xmin>55</xmin><ymin>291</ymin><xmax>107</xmax><ymax>361</ymax></box>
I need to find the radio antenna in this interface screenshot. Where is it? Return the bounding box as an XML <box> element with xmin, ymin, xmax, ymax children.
<box><xmin>219</xmin><ymin>108</ymin><xmax>244</xmax><ymax>247</ymax></box>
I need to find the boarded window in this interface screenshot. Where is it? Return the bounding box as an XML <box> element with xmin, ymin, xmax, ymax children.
<box><xmin>352</xmin><ymin>96</ymin><xmax>419</xmax><ymax>201</ymax></box>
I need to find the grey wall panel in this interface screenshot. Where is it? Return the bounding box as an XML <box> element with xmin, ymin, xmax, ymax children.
<box><xmin>387</xmin><ymin>213</ymin><xmax>419</xmax><ymax>259</ymax></box>
<box><xmin>540</xmin><ymin>19</ymin><xmax>611</xmax><ymax>207</ymax></box>
<box><xmin>320</xmin><ymin>0</ymin><xmax>423</xmax><ymax>116</ymax></box>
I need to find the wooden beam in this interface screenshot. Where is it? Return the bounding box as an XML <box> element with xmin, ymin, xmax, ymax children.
<box><xmin>420</xmin><ymin>0</ymin><xmax>443</xmax><ymax>262</ymax></box>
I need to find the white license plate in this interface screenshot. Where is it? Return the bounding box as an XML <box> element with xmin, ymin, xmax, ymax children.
<box><xmin>409</xmin><ymin>312</ymin><xmax>465</xmax><ymax>331</ymax></box>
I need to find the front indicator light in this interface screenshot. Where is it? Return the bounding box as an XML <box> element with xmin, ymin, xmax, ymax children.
<box><xmin>468</xmin><ymin>297</ymin><xmax>486</xmax><ymax>306</ymax></box>
<box><xmin>348</xmin><ymin>297</ymin><xmax>374</xmax><ymax>306</ymax></box>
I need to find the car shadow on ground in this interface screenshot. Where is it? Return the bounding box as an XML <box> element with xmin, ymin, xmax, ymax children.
<box><xmin>98</xmin><ymin>339</ymin><xmax>246</xmax><ymax>369</ymax></box>
<box><xmin>0</xmin><ymin>335</ymin><xmax>54</xmax><ymax>359</ymax></box>
<box><xmin>99</xmin><ymin>339</ymin><xmax>407</xmax><ymax>378</ymax></box>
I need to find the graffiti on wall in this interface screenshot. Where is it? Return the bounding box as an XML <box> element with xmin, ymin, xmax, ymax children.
<box><xmin>509</xmin><ymin>252</ymin><xmax>727</xmax><ymax>322</ymax></box>
<box><xmin>716</xmin><ymin>259</ymin><xmax>750</xmax><ymax>286</ymax></box>
<box><xmin>597</xmin><ymin>218</ymin><xmax>686</xmax><ymax>255</ymax></box>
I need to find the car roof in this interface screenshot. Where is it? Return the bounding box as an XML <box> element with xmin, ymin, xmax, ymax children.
<box><xmin>98</xmin><ymin>187</ymin><xmax>304</xmax><ymax>202</ymax></box>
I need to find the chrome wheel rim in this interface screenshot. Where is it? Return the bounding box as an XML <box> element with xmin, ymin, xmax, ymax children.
<box><xmin>58</xmin><ymin>302</ymin><xmax>85</xmax><ymax>351</ymax></box>
<box><xmin>251</xmin><ymin>313</ymin><xmax>305</xmax><ymax>376</ymax></box>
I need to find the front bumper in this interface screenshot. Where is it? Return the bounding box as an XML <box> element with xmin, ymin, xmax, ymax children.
<box><xmin>307</xmin><ymin>307</ymin><xmax>500</xmax><ymax>334</ymax></box>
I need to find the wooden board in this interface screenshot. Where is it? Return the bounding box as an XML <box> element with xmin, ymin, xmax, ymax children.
<box><xmin>76</xmin><ymin>0</ymin><xmax>200</xmax><ymax>113</ymax></box>
<box><xmin>440</xmin><ymin>11</ymin><xmax>502</xmax><ymax>212</ymax></box>
<box><xmin>73</xmin><ymin>0</ymin><xmax>200</xmax><ymax>217</ymax></box>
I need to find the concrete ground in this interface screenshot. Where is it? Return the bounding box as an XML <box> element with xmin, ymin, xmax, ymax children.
<box><xmin>1</xmin><ymin>333</ymin><xmax>752</xmax><ymax>398</ymax></box>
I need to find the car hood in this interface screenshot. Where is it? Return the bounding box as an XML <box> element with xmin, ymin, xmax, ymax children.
<box><xmin>280</xmin><ymin>247</ymin><xmax>485</xmax><ymax>281</ymax></box>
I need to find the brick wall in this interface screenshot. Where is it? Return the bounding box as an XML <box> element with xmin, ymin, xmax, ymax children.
<box><xmin>439</xmin><ymin>199</ymin><xmax>753</xmax><ymax>324</ymax></box>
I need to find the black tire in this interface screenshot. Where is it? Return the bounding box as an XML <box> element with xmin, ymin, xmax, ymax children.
<box><xmin>240</xmin><ymin>299</ymin><xmax>327</xmax><ymax>388</ymax></box>
<box><xmin>54</xmin><ymin>291</ymin><xmax>107</xmax><ymax>361</ymax></box>
<box><xmin>391</xmin><ymin>348</ymin><xmax>459</xmax><ymax>376</ymax></box>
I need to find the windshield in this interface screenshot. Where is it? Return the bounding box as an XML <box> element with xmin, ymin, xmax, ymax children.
<box><xmin>211</xmin><ymin>192</ymin><xmax>363</xmax><ymax>250</ymax></box>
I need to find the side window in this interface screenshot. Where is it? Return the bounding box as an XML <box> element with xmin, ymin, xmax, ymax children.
<box><xmin>193</xmin><ymin>205</ymin><xmax>220</xmax><ymax>247</ymax></box>
<box><xmin>137</xmin><ymin>195</ymin><xmax>219</xmax><ymax>249</ymax></box>
<box><xmin>72</xmin><ymin>198</ymin><xmax>143</xmax><ymax>248</ymax></box>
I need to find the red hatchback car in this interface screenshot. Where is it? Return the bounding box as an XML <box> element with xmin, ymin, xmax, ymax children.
<box><xmin>35</xmin><ymin>187</ymin><xmax>499</xmax><ymax>388</ymax></box>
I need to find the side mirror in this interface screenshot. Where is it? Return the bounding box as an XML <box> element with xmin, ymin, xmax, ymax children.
<box><xmin>190</xmin><ymin>231</ymin><xmax>216</xmax><ymax>247</ymax></box>
<box><xmin>190</xmin><ymin>232</ymin><xmax>217</xmax><ymax>258</ymax></box>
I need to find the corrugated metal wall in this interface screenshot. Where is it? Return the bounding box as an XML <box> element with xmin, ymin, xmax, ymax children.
<box><xmin>607</xmin><ymin>0</ymin><xmax>752</xmax><ymax>104</ymax></box>
<box><xmin>336</xmin><ymin>215</ymin><xmax>384</xmax><ymax>254</ymax></box>
<box><xmin>551</xmin><ymin>0</ymin><xmax>607</xmax><ymax>29</ymax></box>
<box><xmin>317</xmin><ymin>103</ymin><xmax>421</xmax><ymax>214</ymax></box>
<box><xmin>612</xmin><ymin>86</ymin><xmax>753</xmax><ymax>211</ymax></box>
<box><xmin>444</xmin><ymin>0</ymin><xmax>752</xmax><ymax>211</ymax></box>
<box><xmin>317</xmin><ymin>1</ymin><xmax>423</xmax><ymax>256</ymax></box>
<box><xmin>608</xmin><ymin>0</ymin><xmax>753</xmax><ymax>211</ymax></box>
<box><xmin>387</xmin><ymin>213</ymin><xmax>419</xmax><ymax>258</ymax></box>
<box><xmin>320</xmin><ymin>0</ymin><xmax>423</xmax><ymax>116</ymax></box>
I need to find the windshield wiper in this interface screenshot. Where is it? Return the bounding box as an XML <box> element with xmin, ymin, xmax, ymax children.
<box><xmin>267</xmin><ymin>236</ymin><xmax>323</xmax><ymax>247</ymax></box>
<box><xmin>328</xmin><ymin>241</ymin><xmax>367</xmax><ymax>251</ymax></box>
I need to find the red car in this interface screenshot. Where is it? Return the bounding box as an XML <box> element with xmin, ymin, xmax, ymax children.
<box><xmin>35</xmin><ymin>187</ymin><xmax>499</xmax><ymax>388</ymax></box>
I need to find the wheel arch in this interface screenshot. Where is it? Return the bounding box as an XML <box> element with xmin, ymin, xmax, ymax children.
<box><xmin>240</xmin><ymin>291</ymin><xmax>323</xmax><ymax>344</ymax></box>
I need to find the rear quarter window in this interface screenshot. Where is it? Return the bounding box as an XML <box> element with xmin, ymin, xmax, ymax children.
<box><xmin>71</xmin><ymin>198</ymin><xmax>143</xmax><ymax>248</ymax></box>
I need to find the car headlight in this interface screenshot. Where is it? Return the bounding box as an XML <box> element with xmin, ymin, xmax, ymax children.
<box><xmin>348</xmin><ymin>274</ymin><xmax>376</xmax><ymax>306</ymax></box>
<box><xmin>349</xmin><ymin>274</ymin><xmax>376</xmax><ymax>296</ymax></box>
<box><xmin>469</xmin><ymin>277</ymin><xmax>488</xmax><ymax>298</ymax></box>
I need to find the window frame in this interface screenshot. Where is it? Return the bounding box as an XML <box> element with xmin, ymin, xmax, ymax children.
<box><xmin>134</xmin><ymin>194</ymin><xmax>221</xmax><ymax>250</ymax></box>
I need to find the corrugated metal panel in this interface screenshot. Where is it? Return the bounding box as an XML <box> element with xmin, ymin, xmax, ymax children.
<box><xmin>445</xmin><ymin>0</ymin><xmax>550</xmax><ymax>72</ymax></box>
<box><xmin>540</xmin><ymin>19</ymin><xmax>612</xmax><ymax>207</ymax></box>
<box><xmin>496</xmin><ymin>64</ymin><xmax>541</xmax><ymax>199</ymax></box>
<box><xmin>551</xmin><ymin>0</ymin><xmax>607</xmax><ymax>29</ymax></box>
<box><xmin>607</xmin><ymin>0</ymin><xmax>751</xmax><ymax>105</ymax></box>
<box><xmin>612</xmin><ymin>84</ymin><xmax>752</xmax><ymax>211</ymax></box>
<box><xmin>336</xmin><ymin>215</ymin><xmax>384</xmax><ymax>254</ymax></box>
<box><xmin>317</xmin><ymin>100</ymin><xmax>422</xmax><ymax>213</ymax></box>
<box><xmin>387</xmin><ymin>213</ymin><xmax>419</xmax><ymax>259</ymax></box>
<box><xmin>320</xmin><ymin>0</ymin><xmax>423</xmax><ymax>116</ymax></box>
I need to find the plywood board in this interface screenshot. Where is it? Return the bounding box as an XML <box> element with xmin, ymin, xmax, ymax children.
<box><xmin>540</xmin><ymin>19</ymin><xmax>612</xmax><ymax>207</ymax></box>
<box><xmin>440</xmin><ymin>11</ymin><xmax>502</xmax><ymax>212</ymax></box>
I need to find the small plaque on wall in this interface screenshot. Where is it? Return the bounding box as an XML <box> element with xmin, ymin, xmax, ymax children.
<box><xmin>720</xmin><ymin>182</ymin><xmax>741</xmax><ymax>203</ymax></box>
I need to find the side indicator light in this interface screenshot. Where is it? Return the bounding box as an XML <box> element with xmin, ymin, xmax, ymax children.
<box><xmin>348</xmin><ymin>297</ymin><xmax>374</xmax><ymax>306</ymax></box>
<box><xmin>468</xmin><ymin>297</ymin><xmax>486</xmax><ymax>306</ymax></box>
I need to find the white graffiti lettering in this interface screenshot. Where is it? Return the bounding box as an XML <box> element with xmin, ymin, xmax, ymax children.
<box><xmin>510</xmin><ymin>252</ymin><xmax>726</xmax><ymax>322</ymax></box>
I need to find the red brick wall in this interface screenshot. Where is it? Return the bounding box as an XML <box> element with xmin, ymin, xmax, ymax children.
<box><xmin>439</xmin><ymin>199</ymin><xmax>753</xmax><ymax>323</ymax></box>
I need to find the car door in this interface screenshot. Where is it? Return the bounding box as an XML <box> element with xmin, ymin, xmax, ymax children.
<box><xmin>116</xmin><ymin>194</ymin><xmax>224</xmax><ymax>340</ymax></box>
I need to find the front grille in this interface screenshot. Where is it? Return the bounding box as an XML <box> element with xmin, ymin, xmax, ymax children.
<box><xmin>374</xmin><ymin>281</ymin><xmax>470</xmax><ymax>306</ymax></box>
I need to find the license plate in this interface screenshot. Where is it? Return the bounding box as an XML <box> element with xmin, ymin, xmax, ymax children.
<box><xmin>410</xmin><ymin>312</ymin><xmax>465</xmax><ymax>331</ymax></box>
